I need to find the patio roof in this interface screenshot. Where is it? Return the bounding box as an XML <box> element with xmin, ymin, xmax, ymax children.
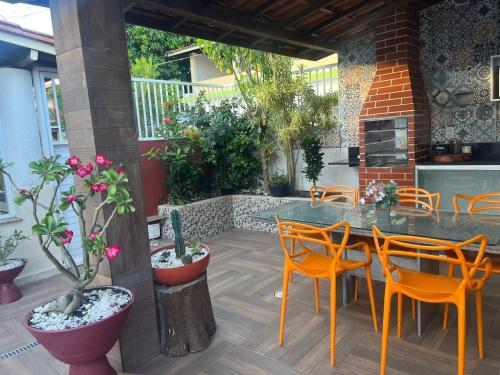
<box><xmin>8</xmin><ymin>0</ymin><xmax>441</xmax><ymax>60</ymax></box>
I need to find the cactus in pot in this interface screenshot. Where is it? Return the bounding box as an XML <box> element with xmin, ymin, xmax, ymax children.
<box><xmin>170</xmin><ymin>209</ymin><xmax>192</xmax><ymax>265</ymax></box>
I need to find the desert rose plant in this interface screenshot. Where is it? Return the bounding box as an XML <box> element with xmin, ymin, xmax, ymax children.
<box><xmin>0</xmin><ymin>230</ymin><xmax>29</xmax><ymax>266</ymax></box>
<box><xmin>0</xmin><ymin>154</ymin><xmax>134</xmax><ymax>314</ymax></box>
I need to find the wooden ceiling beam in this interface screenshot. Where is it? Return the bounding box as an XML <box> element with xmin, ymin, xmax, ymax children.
<box><xmin>334</xmin><ymin>0</ymin><xmax>415</xmax><ymax>39</ymax></box>
<box><xmin>136</xmin><ymin>0</ymin><xmax>337</xmax><ymax>53</ymax></box>
<box><xmin>125</xmin><ymin>9</ymin><xmax>326</xmax><ymax>60</ymax></box>
<box><xmin>281</xmin><ymin>0</ymin><xmax>337</xmax><ymax>28</ymax></box>
<box><xmin>307</xmin><ymin>1</ymin><xmax>371</xmax><ymax>35</ymax></box>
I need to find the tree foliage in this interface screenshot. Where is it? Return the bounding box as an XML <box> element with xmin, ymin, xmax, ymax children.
<box><xmin>126</xmin><ymin>25</ymin><xmax>194</xmax><ymax>81</ymax></box>
<box><xmin>255</xmin><ymin>64</ymin><xmax>338</xmax><ymax>188</ymax></box>
<box><xmin>197</xmin><ymin>40</ymin><xmax>292</xmax><ymax>190</ymax></box>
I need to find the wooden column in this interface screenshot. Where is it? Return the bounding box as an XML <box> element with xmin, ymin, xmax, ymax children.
<box><xmin>49</xmin><ymin>0</ymin><xmax>159</xmax><ymax>371</ymax></box>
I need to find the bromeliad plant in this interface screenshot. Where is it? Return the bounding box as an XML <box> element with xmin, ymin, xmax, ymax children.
<box><xmin>363</xmin><ymin>180</ymin><xmax>399</xmax><ymax>209</ymax></box>
<box><xmin>0</xmin><ymin>230</ymin><xmax>29</xmax><ymax>266</ymax></box>
<box><xmin>0</xmin><ymin>154</ymin><xmax>135</xmax><ymax>315</ymax></box>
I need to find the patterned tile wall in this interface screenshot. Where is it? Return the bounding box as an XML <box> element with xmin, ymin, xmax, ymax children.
<box><xmin>420</xmin><ymin>0</ymin><xmax>500</xmax><ymax>143</ymax></box>
<box><xmin>337</xmin><ymin>34</ymin><xmax>377</xmax><ymax>147</ymax></box>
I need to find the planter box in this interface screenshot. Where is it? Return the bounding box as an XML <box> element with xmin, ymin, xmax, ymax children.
<box><xmin>158</xmin><ymin>194</ymin><xmax>308</xmax><ymax>241</ymax></box>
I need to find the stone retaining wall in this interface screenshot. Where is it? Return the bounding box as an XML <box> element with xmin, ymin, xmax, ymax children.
<box><xmin>158</xmin><ymin>195</ymin><xmax>308</xmax><ymax>241</ymax></box>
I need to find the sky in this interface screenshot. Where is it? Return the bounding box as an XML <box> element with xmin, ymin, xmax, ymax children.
<box><xmin>0</xmin><ymin>1</ymin><xmax>52</xmax><ymax>35</ymax></box>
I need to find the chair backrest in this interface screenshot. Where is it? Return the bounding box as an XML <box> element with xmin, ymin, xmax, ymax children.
<box><xmin>276</xmin><ymin>218</ymin><xmax>350</xmax><ymax>264</ymax></box>
<box><xmin>372</xmin><ymin>225</ymin><xmax>487</xmax><ymax>290</ymax></box>
<box><xmin>453</xmin><ymin>192</ymin><xmax>500</xmax><ymax>213</ymax></box>
<box><xmin>309</xmin><ymin>185</ymin><xmax>358</xmax><ymax>206</ymax></box>
<box><xmin>397</xmin><ymin>187</ymin><xmax>441</xmax><ymax>211</ymax></box>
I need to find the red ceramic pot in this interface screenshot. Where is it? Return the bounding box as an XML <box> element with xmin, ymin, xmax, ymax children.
<box><xmin>24</xmin><ymin>286</ymin><xmax>135</xmax><ymax>375</ymax></box>
<box><xmin>152</xmin><ymin>244</ymin><xmax>210</xmax><ymax>286</ymax></box>
<box><xmin>0</xmin><ymin>258</ymin><xmax>27</xmax><ymax>305</ymax></box>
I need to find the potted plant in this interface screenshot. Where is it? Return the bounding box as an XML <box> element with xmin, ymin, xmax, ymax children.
<box><xmin>0</xmin><ymin>154</ymin><xmax>136</xmax><ymax>375</ymax></box>
<box><xmin>269</xmin><ymin>171</ymin><xmax>290</xmax><ymax>197</ymax></box>
<box><xmin>151</xmin><ymin>209</ymin><xmax>210</xmax><ymax>286</ymax></box>
<box><xmin>301</xmin><ymin>135</ymin><xmax>325</xmax><ymax>198</ymax></box>
<box><xmin>0</xmin><ymin>230</ymin><xmax>29</xmax><ymax>304</ymax></box>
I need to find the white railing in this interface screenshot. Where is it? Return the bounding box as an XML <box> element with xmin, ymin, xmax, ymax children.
<box><xmin>132</xmin><ymin>78</ymin><xmax>238</xmax><ymax>140</ymax></box>
<box><xmin>132</xmin><ymin>63</ymin><xmax>338</xmax><ymax>141</ymax></box>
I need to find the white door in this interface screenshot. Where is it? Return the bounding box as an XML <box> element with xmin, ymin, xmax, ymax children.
<box><xmin>34</xmin><ymin>69</ymin><xmax>83</xmax><ymax>265</ymax></box>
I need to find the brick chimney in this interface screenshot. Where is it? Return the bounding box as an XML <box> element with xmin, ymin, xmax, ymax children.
<box><xmin>358</xmin><ymin>4</ymin><xmax>431</xmax><ymax>193</ymax></box>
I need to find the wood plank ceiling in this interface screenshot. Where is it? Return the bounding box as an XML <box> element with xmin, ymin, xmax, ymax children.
<box><xmin>9</xmin><ymin>0</ymin><xmax>442</xmax><ymax>60</ymax></box>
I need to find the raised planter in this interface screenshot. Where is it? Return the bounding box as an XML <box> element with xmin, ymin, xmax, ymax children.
<box><xmin>0</xmin><ymin>258</ymin><xmax>27</xmax><ymax>304</ymax></box>
<box><xmin>158</xmin><ymin>194</ymin><xmax>307</xmax><ymax>240</ymax></box>
<box><xmin>269</xmin><ymin>185</ymin><xmax>289</xmax><ymax>197</ymax></box>
<box><xmin>24</xmin><ymin>286</ymin><xmax>134</xmax><ymax>375</ymax></box>
<box><xmin>151</xmin><ymin>244</ymin><xmax>210</xmax><ymax>286</ymax></box>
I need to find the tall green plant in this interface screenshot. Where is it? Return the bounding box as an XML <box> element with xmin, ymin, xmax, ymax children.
<box><xmin>301</xmin><ymin>136</ymin><xmax>325</xmax><ymax>186</ymax></box>
<box><xmin>197</xmin><ymin>41</ymin><xmax>291</xmax><ymax>190</ymax></box>
<box><xmin>255</xmin><ymin>64</ymin><xmax>338</xmax><ymax>188</ymax></box>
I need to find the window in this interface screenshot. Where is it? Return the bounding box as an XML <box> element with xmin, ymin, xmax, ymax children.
<box><xmin>43</xmin><ymin>76</ymin><xmax>66</xmax><ymax>143</ymax></box>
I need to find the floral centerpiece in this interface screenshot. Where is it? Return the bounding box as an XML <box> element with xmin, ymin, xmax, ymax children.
<box><xmin>363</xmin><ymin>180</ymin><xmax>399</xmax><ymax>209</ymax></box>
<box><xmin>0</xmin><ymin>154</ymin><xmax>136</xmax><ymax>374</ymax></box>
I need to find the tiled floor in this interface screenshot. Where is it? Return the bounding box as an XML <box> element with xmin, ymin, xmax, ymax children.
<box><xmin>1</xmin><ymin>229</ymin><xmax>500</xmax><ymax>374</ymax></box>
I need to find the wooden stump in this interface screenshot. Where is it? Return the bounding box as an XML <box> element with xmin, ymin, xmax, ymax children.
<box><xmin>154</xmin><ymin>273</ymin><xmax>216</xmax><ymax>357</ymax></box>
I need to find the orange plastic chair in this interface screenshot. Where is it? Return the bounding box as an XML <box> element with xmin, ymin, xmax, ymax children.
<box><xmin>373</xmin><ymin>226</ymin><xmax>491</xmax><ymax>375</ymax></box>
<box><xmin>397</xmin><ymin>187</ymin><xmax>441</xmax><ymax>211</ymax></box>
<box><xmin>309</xmin><ymin>185</ymin><xmax>358</xmax><ymax>206</ymax></box>
<box><xmin>441</xmin><ymin>193</ymin><xmax>500</xmax><ymax>331</ymax></box>
<box><xmin>277</xmin><ymin>219</ymin><xmax>378</xmax><ymax>367</ymax></box>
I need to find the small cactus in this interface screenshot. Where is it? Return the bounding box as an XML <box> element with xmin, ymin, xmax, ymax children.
<box><xmin>181</xmin><ymin>254</ymin><xmax>193</xmax><ymax>264</ymax></box>
<box><xmin>171</xmin><ymin>209</ymin><xmax>185</xmax><ymax>259</ymax></box>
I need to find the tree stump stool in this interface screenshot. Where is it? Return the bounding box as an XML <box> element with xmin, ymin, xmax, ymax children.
<box><xmin>154</xmin><ymin>272</ymin><xmax>216</xmax><ymax>357</ymax></box>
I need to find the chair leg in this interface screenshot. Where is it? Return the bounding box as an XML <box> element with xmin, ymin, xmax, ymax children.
<box><xmin>397</xmin><ymin>293</ymin><xmax>403</xmax><ymax>338</ymax></box>
<box><xmin>314</xmin><ymin>278</ymin><xmax>320</xmax><ymax>313</ymax></box>
<box><xmin>380</xmin><ymin>286</ymin><xmax>393</xmax><ymax>375</ymax></box>
<box><xmin>411</xmin><ymin>298</ymin><xmax>416</xmax><ymax>320</ymax></box>
<box><xmin>365</xmin><ymin>266</ymin><xmax>378</xmax><ymax>332</ymax></box>
<box><xmin>457</xmin><ymin>294</ymin><xmax>466</xmax><ymax>375</ymax></box>
<box><xmin>475</xmin><ymin>291</ymin><xmax>484</xmax><ymax>359</ymax></box>
<box><xmin>443</xmin><ymin>303</ymin><xmax>450</xmax><ymax>330</ymax></box>
<box><xmin>279</xmin><ymin>268</ymin><xmax>291</xmax><ymax>347</ymax></box>
<box><xmin>354</xmin><ymin>276</ymin><xmax>359</xmax><ymax>302</ymax></box>
<box><xmin>330</xmin><ymin>274</ymin><xmax>337</xmax><ymax>367</ymax></box>
<box><xmin>443</xmin><ymin>264</ymin><xmax>454</xmax><ymax>330</ymax></box>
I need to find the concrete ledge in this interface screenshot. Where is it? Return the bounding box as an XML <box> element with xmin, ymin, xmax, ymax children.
<box><xmin>158</xmin><ymin>194</ymin><xmax>308</xmax><ymax>241</ymax></box>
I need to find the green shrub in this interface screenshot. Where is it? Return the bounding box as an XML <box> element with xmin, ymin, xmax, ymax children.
<box><xmin>269</xmin><ymin>171</ymin><xmax>289</xmax><ymax>187</ymax></box>
<box><xmin>300</xmin><ymin>135</ymin><xmax>324</xmax><ymax>186</ymax></box>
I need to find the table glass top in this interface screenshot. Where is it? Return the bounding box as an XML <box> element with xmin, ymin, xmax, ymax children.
<box><xmin>251</xmin><ymin>201</ymin><xmax>500</xmax><ymax>247</ymax></box>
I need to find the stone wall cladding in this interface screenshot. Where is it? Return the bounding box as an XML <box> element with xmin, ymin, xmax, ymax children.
<box><xmin>158</xmin><ymin>195</ymin><xmax>308</xmax><ymax>240</ymax></box>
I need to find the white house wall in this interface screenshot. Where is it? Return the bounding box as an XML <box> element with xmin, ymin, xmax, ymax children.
<box><xmin>0</xmin><ymin>67</ymin><xmax>58</xmax><ymax>284</ymax></box>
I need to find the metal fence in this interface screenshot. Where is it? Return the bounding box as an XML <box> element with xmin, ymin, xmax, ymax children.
<box><xmin>132</xmin><ymin>63</ymin><xmax>338</xmax><ymax>141</ymax></box>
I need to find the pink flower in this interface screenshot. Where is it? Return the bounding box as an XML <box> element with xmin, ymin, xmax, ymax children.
<box><xmin>84</xmin><ymin>163</ymin><xmax>94</xmax><ymax>174</ymax></box>
<box><xmin>99</xmin><ymin>183</ymin><xmax>109</xmax><ymax>192</ymax></box>
<box><xmin>19</xmin><ymin>188</ymin><xmax>29</xmax><ymax>195</ymax></box>
<box><xmin>67</xmin><ymin>156</ymin><xmax>80</xmax><ymax>168</ymax></box>
<box><xmin>95</xmin><ymin>155</ymin><xmax>107</xmax><ymax>165</ymax></box>
<box><xmin>75</xmin><ymin>166</ymin><xmax>90</xmax><ymax>178</ymax></box>
<box><xmin>90</xmin><ymin>183</ymin><xmax>101</xmax><ymax>192</ymax></box>
<box><xmin>162</xmin><ymin>117</ymin><xmax>173</xmax><ymax>124</ymax></box>
<box><xmin>183</xmin><ymin>129</ymin><xmax>190</xmax><ymax>135</ymax></box>
<box><xmin>67</xmin><ymin>194</ymin><xmax>77</xmax><ymax>202</ymax></box>
<box><xmin>103</xmin><ymin>159</ymin><xmax>113</xmax><ymax>167</ymax></box>
<box><xmin>105</xmin><ymin>245</ymin><xmax>121</xmax><ymax>260</ymax></box>
<box><xmin>117</xmin><ymin>168</ymin><xmax>125</xmax><ymax>175</ymax></box>
<box><xmin>61</xmin><ymin>229</ymin><xmax>74</xmax><ymax>245</ymax></box>
<box><xmin>88</xmin><ymin>231</ymin><xmax>99</xmax><ymax>240</ymax></box>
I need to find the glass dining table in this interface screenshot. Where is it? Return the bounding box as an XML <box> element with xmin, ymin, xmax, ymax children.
<box><xmin>251</xmin><ymin>200</ymin><xmax>500</xmax><ymax>335</ymax></box>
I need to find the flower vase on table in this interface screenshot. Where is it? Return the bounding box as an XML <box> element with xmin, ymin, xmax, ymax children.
<box><xmin>362</xmin><ymin>180</ymin><xmax>399</xmax><ymax>227</ymax></box>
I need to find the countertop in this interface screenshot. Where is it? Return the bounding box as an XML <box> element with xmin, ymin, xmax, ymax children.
<box><xmin>417</xmin><ymin>157</ymin><xmax>500</xmax><ymax>166</ymax></box>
